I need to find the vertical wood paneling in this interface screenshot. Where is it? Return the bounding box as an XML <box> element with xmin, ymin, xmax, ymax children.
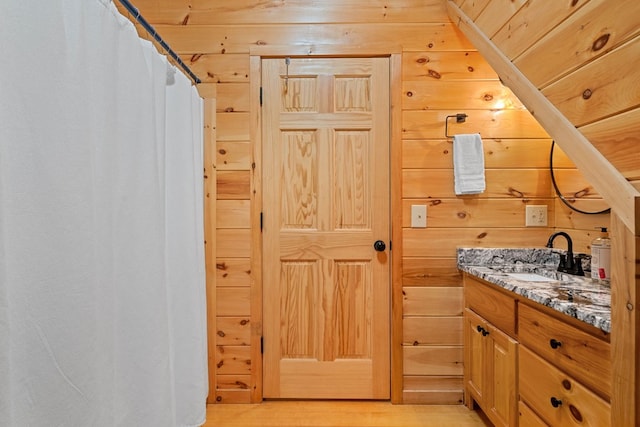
<box><xmin>390</xmin><ymin>53</ymin><xmax>405</xmax><ymax>404</ymax></box>
<box><xmin>200</xmin><ymin>89</ymin><xmax>217</xmax><ymax>404</ymax></box>
<box><xmin>610</xmin><ymin>213</ymin><xmax>640</xmax><ymax>427</ymax></box>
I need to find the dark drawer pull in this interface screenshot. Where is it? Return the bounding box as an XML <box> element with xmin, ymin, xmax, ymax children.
<box><xmin>476</xmin><ymin>325</ymin><xmax>489</xmax><ymax>337</ymax></box>
<box><xmin>550</xmin><ymin>338</ymin><xmax>562</xmax><ymax>349</ymax></box>
<box><xmin>550</xmin><ymin>397</ymin><xmax>563</xmax><ymax>408</ymax></box>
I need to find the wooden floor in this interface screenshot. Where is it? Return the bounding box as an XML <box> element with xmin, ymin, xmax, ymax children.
<box><xmin>203</xmin><ymin>401</ymin><xmax>491</xmax><ymax>427</ymax></box>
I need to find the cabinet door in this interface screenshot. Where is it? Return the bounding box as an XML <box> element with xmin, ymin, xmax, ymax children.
<box><xmin>519</xmin><ymin>401</ymin><xmax>549</xmax><ymax>427</ymax></box>
<box><xmin>464</xmin><ymin>308</ymin><xmax>487</xmax><ymax>405</ymax></box>
<box><xmin>487</xmin><ymin>323</ymin><xmax>518</xmax><ymax>427</ymax></box>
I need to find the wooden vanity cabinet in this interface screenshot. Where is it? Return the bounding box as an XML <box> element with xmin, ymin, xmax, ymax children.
<box><xmin>463</xmin><ymin>274</ymin><xmax>611</xmax><ymax>427</ymax></box>
<box><xmin>464</xmin><ymin>278</ymin><xmax>518</xmax><ymax>427</ymax></box>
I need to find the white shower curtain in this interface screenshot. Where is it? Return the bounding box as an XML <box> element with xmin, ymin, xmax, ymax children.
<box><xmin>0</xmin><ymin>1</ymin><xmax>207</xmax><ymax>426</ymax></box>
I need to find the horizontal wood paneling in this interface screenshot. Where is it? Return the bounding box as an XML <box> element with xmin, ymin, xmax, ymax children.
<box><xmin>183</xmin><ymin>54</ymin><xmax>250</xmax><ymax>83</ymax></box>
<box><xmin>403</xmin><ymin>346</ymin><xmax>463</xmax><ymax>376</ymax></box>
<box><xmin>129</xmin><ymin>0</ymin><xmax>448</xmax><ymax>25</ymax></box>
<box><xmin>402</xmin><ymin>258</ymin><xmax>461</xmax><ymax>287</ymax></box>
<box><xmin>402</xmin><ymin>51</ymin><xmax>498</xmax><ymax>81</ymax></box>
<box><xmin>402</xmin><ymin>80</ymin><xmax>524</xmax><ymax>110</ymax></box>
<box><xmin>217</xmin><ymin>113</ymin><xmax>251</xmax><ymax>141</ymax></box>
<box><xmin>403</xmin><ymin>228</ymin><xmax>551</xmax><ymax>257</ymax></box>
<box><xmin>402</xmin><ymin>389</ymin><xmax>464</xmax><ymax>405</ymax></box>
<box><xmin>403</xmin><ymin>375</ymin><xmax>464</xmax><ymax>391</ymax></box>
<box><xmin>212</xmin><ymin>390</ymin><xmax>251</xmax><ymax>404</ymax></box>
<box><xmin>217</xmin><ymin>83</ymin><xmax>250</xmax><ymax>113</ymax></box>
<box><xmin>402</xmin><ymin>138</ymin><xmax>571</xmax><ymax>169</ymax></box>
<box><xmin>217</xmin><ymin>171</ymin><xmax>251</xmax><ymax>199</ymax></box>
<box><xmin>552</xmin><ymin>169</ymin><xmax>603</xmax><ymax>198</ymax></box>
<box><xmin>217</xmin><ymin>374</ymin><xmax>252</xmax><ymax>391</ymax></box>
<box><xmin>402</xmin><ymin>199</ymin><xmax>554</xmax><ymax>228</ymax></box>
<box><xmin>403</xmin><ymin>317</ymin><xmax>463</xmax><ymax>345</ymax></box>
<box><xmin>216</xmin><ymin>288</ymin><xmax>251</xmax><ymax>317</ymax></box>
<box><xmin>403</xmin><ymin>376</ymin><xmax>464</xmax><ymax>404</ymax></box>
<box><xmin>215</xmin><ymin>345</ymin><xmax>252</xmax><ymax>374</ymax></box>
<box><xmin>217</xmin><ymin>200</ymin><xmax>251</xmax><ymax>229</ymax></box>
<box><xmin>402</xmin><ymin>169</ymin><xmax>553</xmax><ymax>199</ymax></box>
<box><xmin>216</xmin><ymin>229</ymin><xmax>251</xmax><ymax>258</ymax></box>
<box><xmin>216</xmin><ymin>258</ymin><xmax>252</xmax><ymax>287</ymax></box>
<box><xmin>216</xmin><ymin>317</ymin><xmax>252</xmax><ymax>346</ymax></box>
<box><xmin>403</xmin><ymin>287</ymin><xmax>463</xmax><ymax>316</ymax></box>
<box><xmin>154</xmin><ymin>23</ymin><xmax>474</xmax><ymax>54</ymax></box>
<box><xmin>402</xmin><ymin>109</ymin><xmax>548</xmax><ymax>139</ymax></box>
<box><xmin>216</xmin><ymin>141</ymin><xmax>251</xmax><ymax>171</ymax></box>
<box><xmin>555</xmin><ymin>199</ymin><xmax>610</xmax><ymax>228</ymax></box>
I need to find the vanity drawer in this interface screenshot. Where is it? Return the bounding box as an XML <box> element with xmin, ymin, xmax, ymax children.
<box><xmin>465</xmin><ymin>276</ymin><xmax>516</xmax><ymax>337</ymax></box>
<box><xmin>518</xmin><ymin>401</ymin><xmax>549</xmax><ymax>427</ymax></box>
<box><xmin>519</xmin><ymin>346</ymin><xmax>610</xmax><ymax>427</ymax></box>
<box><xmin>518</xmin><ymin>303</ymin><xmax>610</xmax><ymax>399</ymax></box>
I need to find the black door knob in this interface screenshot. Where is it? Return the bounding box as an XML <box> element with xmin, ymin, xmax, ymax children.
<box><xmin>373</xmin><ymin>240</ymin><xmax>386</xmax><ymax>252</ymax></box>
<box><xmin>550</xmin><ymin>397</ymin><xmax>562</xmax><ymax>408</ymax></box>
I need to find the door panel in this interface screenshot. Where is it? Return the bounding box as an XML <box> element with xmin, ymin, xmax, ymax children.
<box><xmin>262</xmin><ymin>57</ymin><xmax>390</xmax><ymax>399</ymax></box>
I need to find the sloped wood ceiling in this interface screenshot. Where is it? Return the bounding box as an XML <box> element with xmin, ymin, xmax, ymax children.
<box><xmin>447</xmin><ymin>0</ymin><xmax>640</xmax><ymax>236</ymax></box>
<box><xmin>449</xmin><ymin>0</ymin><xmax>640</xmax><ymax>184</ymax></box>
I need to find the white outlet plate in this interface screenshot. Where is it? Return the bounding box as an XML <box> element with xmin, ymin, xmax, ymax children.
<box><xmin>411</xmin><ymin>205</ymin><xmax>427</xmax><ymax>228</ymax></box>
<box><xmin>526</xmin><ymin>205</ymin><xmax>548</xmax><ymax>227</ymax></box>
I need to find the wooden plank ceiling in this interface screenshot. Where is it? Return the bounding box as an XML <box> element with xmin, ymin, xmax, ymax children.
<box><xmin>449</xmin><ymin>0</ymin><xmax>640</xmax><ymax>186</ymax></box>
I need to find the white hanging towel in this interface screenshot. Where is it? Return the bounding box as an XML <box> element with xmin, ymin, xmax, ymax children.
<box><xmin>453</xmin><ymin>133</ymin><xmax>486</xmax><ymax>195</ymax></box>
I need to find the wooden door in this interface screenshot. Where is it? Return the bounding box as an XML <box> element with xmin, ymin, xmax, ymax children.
<box><xmin>261</xmin><ymin>57</ymin><xmax>390</xmax><ymax>399</ymax></box>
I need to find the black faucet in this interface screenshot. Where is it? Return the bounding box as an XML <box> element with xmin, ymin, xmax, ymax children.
<box><xmin>546</xmin><ymin>231</ymin><xmax>584</xmax><ymax>276</ymax></box>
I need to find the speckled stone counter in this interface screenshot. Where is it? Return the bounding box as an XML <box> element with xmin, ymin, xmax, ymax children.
<box><xmin>457</xmin><ymin>247</ymin><xmax>611</xmax><ymax>333</ymax></box>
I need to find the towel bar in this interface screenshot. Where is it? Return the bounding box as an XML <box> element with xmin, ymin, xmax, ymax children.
<box><xmin>444</xmin><ymin>113</ymin><xmax>468</xmax><ymax>138</ymax></box>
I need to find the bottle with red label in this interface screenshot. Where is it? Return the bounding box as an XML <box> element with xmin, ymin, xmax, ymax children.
<box><xmin>590</xmin><ymin>227</ymin><xmax>611</xmax><ymax>285</ymax></box>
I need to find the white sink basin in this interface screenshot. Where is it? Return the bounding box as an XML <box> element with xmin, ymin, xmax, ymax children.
<box><xmin>506</xmin><ymin>273</ymin><xmax>556</xmax><ymax>282</ymax></box>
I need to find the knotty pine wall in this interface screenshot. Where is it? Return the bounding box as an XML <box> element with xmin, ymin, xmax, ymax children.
<box><xmin>119</xmin><ymin>0</ymin><xmax>609</xmax><ymax>404</ymax></box>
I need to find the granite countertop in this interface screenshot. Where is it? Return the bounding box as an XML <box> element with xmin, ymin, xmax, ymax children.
<box><xmin>457</xmin><ymin>248</ymin><xmax>611</xmax><ymax>333</ymax></box>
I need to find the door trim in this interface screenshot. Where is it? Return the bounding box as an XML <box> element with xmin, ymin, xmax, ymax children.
<box><xmin>249</xmin><ymin>50</ymin><xmax>403</xmax><ymax>403</ymax></box>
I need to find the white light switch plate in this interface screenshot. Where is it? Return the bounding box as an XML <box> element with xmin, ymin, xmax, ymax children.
<box><xmin>525</xmin><ymin>205</ymin><xmax>548</xmax><ymax>227</ymax></box>
<box><xmin>411</xmin><ymin>205</ymin><xmax>427</xmax><ymax>228</ymax></box>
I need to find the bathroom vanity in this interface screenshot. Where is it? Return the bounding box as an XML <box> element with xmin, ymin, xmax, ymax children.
<box><xmin>458</xmin><ymin>248</ymin><xmax>611</xmax><ymax>427</ymax></box>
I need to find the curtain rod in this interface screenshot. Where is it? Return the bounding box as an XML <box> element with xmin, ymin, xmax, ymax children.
<box><xmin>115</xmin><ymin>0</ymin><xmax>201</xmax><ymax>84</ymax></box>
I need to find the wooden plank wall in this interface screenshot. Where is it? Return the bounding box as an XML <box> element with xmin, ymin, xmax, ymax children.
<box><xmin>455</xmin><ymin>0</ymin><xmax>640</xmax><ymax>185</ymax></box>
<box><xmin>119</xmin><ymin>0</ymin><xmax>608</xmax><ymax>405</ymax></box>
<box><xmin>448</xmin><ymin>1</ymin><xmax>636</xmax><ymax>424</ymax></box>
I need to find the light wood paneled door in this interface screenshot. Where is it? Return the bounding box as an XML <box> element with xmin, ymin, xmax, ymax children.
<box><xmin>262</xmin><ymin>57</ymin><xmax>390</xmax><ymax>399</ymax></box>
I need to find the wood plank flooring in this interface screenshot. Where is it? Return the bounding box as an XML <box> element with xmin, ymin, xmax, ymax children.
<box><xmin>203</xmin><ymin>401</ymin><xmax>491</xmax><ymax>427</ymax></box>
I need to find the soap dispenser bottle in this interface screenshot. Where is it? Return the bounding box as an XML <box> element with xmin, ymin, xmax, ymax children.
<box><xmin>590</xmin><ymin>227</ymin><xmax>611</xmax><ymax>285</ymax></box>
